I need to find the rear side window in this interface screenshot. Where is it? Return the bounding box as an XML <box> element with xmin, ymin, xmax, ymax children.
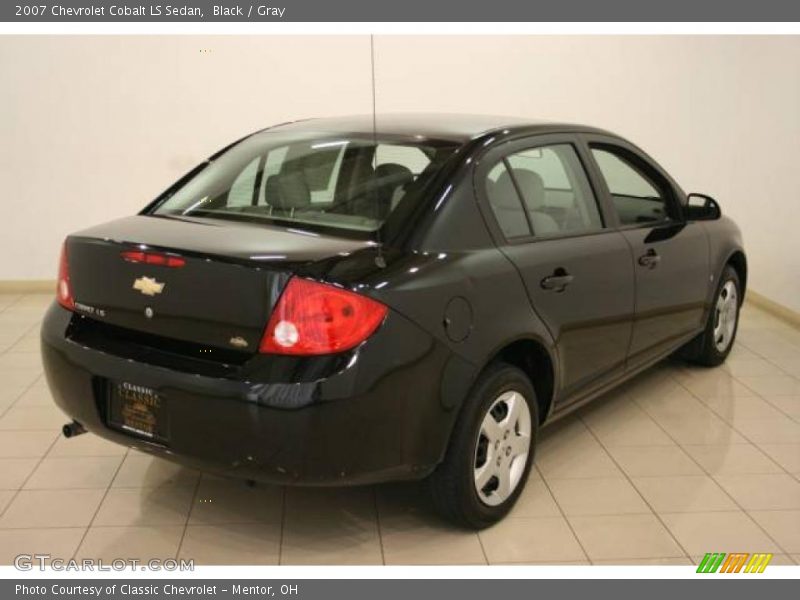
<box><xmin>590</xmin><ymin>146</ymin><xmax>671</xmax><ymax>225</ymax></box>
<box><xmin>486</xmin><ymin>144</ymin><xmax>604</xmax><ymax>239</ymax></box>
<box><xmin>486</xmin><ymin>161</ymin><xmax>532</xmax><ymax>239</ymax></box>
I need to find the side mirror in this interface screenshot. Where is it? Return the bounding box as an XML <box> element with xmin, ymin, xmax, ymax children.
<box><xmin>685</xmin><ymin>193</ymin><xmax>721</xmax><ymax>221</ymax></box>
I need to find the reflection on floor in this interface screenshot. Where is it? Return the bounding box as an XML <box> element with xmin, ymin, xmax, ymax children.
<box><xmin>0</xmin><ymin>293</ymin><xmax>798</xmax><ymax>565</ymax></box>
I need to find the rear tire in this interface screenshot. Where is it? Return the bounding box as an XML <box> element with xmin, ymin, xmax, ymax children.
<box><xmin>429</xmin><ymin>363</ymin><xmax>538</xmax><ymax>529</ymax></box>
<box><xmin>681</xmin><ymin>265</ymin><xmax>741</xmax><ymax>367</ymax></box>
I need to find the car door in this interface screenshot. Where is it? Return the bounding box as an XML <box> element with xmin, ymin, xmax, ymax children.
<box><xmin>582</xmin><ymin>136</ymin><xmax>710</xmax><ymax>370</ymax></box>
<box><xmin>477</xmin><ymin>135</ymin><xmax>635</xmax><ymax>404</ymax></box>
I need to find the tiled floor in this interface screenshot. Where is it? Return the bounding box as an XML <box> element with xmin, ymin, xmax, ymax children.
<box><xmin>0</xmin><ymin>293</ymin><xmax>799</xmax><ymax>565</ymax></box>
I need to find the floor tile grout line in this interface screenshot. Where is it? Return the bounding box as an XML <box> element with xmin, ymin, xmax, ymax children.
<box><xmin>532</xmin><ymin>463</ymin><xmax>594</xmax><ymax>565</ymax></box>
<box><xmin>2</xmin><ymin>297</ymin><xmax>798</xmax><ymax>564</ymax></box>
<box><xmin>735</xmin><ymin>331</ymin><xmax>800</xmax><ymax>366</ymax></box>
<box><xmin>174</xmin><ymin>472</ymin><xmax>204</xmax><ymax>562</ymax></box>
<box><xmin>672</xmin><ymin>389</ymin><xmax>800</xmax><ymax>475</ymax></box>
<box><xmin>727</xmin><ymin>343</ymin><xmax>800</xmax><ymax>426</ymax></box>
<box><xmin>42</xmin><ymin>453</ymin><xmax>129</xmax><ymax>460</ymax></box>
<box><xmin>739</xmin><ymin>303</ymin><xmax>800</xmax><ymax>333</ymax></box>
<box><xmin>473</xmin><ymin>538</ymin><xmax>490</xmax><ymax>565</ymax></box>
<box><xmin>0</xmin><ymin>525</ymin><xmax>111</xmax><ymax>531</ymax></box>
<box><xmin>695</xmin><ymin>394</ymin><xmax>800</xmax><ymax>440</ymax></box>
<box><xmin>575</xmin><ymin>413</ymin><xmax>693</xmax><ymax>563</ymax></box>
<box><xmin>0</xmin><ymin>431</ymin><xmax>62</xmax><ymax>522</ymax></box>
<box><xmin>0</xmin><ymin>297</ymin><xmax>14</xmax><ymax>316</ymax></box>
<box><xmin>741</xmin><ymin>318</ymin><xmax>800</xmax><ymax>341</ymax></box>
<box><xmin>0</xmin><ymin>294</ymin><xmax>28</xmax><ymax>325</ymax></box>
<box><xmin>473</xmin><ymin>521</ymin><xmax>491</xmax><ymax>566</ymax></box>
<box><xmin>489</xmin><ymin>557</ymin><xmax>686</xmax><ymax>565</ymax></box>
<box><xmin>0</xmin><ymin>372</ymin><xmax>44</xmax><ymax>421</ymax></box>
<box><xmin>671</xmin><ymin>367</ymin><xmax>800</xmax><ymax>478</ymax></box>
<box><xmin>739</xmin><ymin>356</ymin><xmax>800</xmax><ymax>384</ymax></box>
<box><xmin>0</xmin><ymin>427</ymin><xmax>75</xmax><ymax>434</ymax></box>
<box><xmin>684</xmin><ymin>431</ymin><xmax>797</xmax><ymax>478</ymax></box>
<box><xmin>501</xmin><ymin>507</ymin><xmax>746</xmax><ymax>517</ymax></box>
<box><xmin>0</xmin><ymin>317</ymin><xmax>44</xmax><ymax>358</ymax></box>
<box><xmin>372</xmin><ymin>486</ymin><xmax>387</xmax><ymax>566</ymax></box>
<box><xmin>5</xmin><ymin>294</ymin><xmax>30</xmax><ymax>311</ymax></box>
<box><xmin>656</xmin><ymin>373</ymin><xmax>796</xmax><ymax>556</ymax></box>
<box><xmin>0</xmin><ymin>506</ymin><xmax>772</xmax><ymax>532</ymax></box>
<box><xmin>68</xmin><ymin>449</ymin><xmax>129</xmax><ymax>560</ymax></box>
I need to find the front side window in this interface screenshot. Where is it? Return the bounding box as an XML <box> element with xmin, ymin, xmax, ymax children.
<box><xmin>590</xmin><ymin>146</ymin><xmax>671</xmax><ymax>226</ymax></box>
<box><xmin>486</xmin><ymin>143</ymin><xmax>604</xmax><ymax>239</ymax></box>
<box><xmin>152</xmin><ymin>133</ymin><xmax>459</xmax><ymax>234</ymax></box>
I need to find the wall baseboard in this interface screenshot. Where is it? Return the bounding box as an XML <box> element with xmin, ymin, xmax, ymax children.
<box><xmin>746</xmin><ymin>290</ymin><xmax>800</xmax><ymax>329</ymax></box>
<box><xmin>0</xmin><ymin>280</ymin><xmax>55</xmax><ymax>294</ymax></box>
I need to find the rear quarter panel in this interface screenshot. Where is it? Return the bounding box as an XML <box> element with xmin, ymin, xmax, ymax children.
<box><xmin>300</xmin><ymin>244</ymin><xmax>556</xmax><ymax>380</ymax></box>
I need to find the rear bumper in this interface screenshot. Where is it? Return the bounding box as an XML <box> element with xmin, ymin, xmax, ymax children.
<box><xmin>41</xmin><ymin>303</ymin><xmax>477</xmax><ymax>485</ymax></box>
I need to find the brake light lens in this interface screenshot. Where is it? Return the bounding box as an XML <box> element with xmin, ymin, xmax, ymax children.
<box><xmin>260</xmin><ymin>278</ymin><xmax>388</xmax><ymax>355</ymax></box>
<box><xmin>121</xmin><ymin>250</ymin><xmax>185</xmax><ymax>268</ymax></box>
<box><xmin>57</xmin><ymin>241</ymin><xmax>75</xmax><ymax>311</ymax></box>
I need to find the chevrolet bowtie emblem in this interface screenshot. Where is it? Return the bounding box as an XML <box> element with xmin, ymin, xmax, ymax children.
<box><xmin>133</xmin><ymin>276</ymin><xmax>165</xmax><ymax>297</ymax></box>
<box><xmin>229</xmin><ymin>336</ymin><xmax>249</xmax><ymax>349</ymax></box>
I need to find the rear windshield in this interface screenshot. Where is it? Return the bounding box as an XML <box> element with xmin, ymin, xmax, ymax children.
<box><xmin>150</xmin><ymin>131</ymin><xmax>461</xmax><ymax>234</ymax></box>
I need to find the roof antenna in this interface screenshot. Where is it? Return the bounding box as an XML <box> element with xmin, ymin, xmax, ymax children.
<box><xmin>370</xmin><ymin>34</ymin><xmax>387</xmax><ymax>269</ymax></box>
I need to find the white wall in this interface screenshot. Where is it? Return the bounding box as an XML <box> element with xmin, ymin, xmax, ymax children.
<box><xmin>2</xmin><ymin>35</ymin><xmax>799</xmax><ymax>313</ymax></box>
<box><xmin>0</xmin><ymin>36</ymin><xmax>373</xmax><ymax>281</ymax></box>
<box><xmin>375</xmin><ymin>36</ymin><xmax>800</xmax><ymax>313</ymax></box>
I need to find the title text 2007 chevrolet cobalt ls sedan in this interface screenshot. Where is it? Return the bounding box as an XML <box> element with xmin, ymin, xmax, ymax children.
<box><xmin>42</xmin><ymin>115</ymin><xmax>746</xmax><ymax>528</ymax></box>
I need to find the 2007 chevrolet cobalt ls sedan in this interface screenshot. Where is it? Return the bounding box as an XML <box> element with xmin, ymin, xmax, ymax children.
<box><xmin>42</xmin><ymin>114</ymin><xmax>746</xmax><ymax>528</ymax></box>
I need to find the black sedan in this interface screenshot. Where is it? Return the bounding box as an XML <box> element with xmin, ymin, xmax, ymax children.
<box><xmin>42</xmin><ymin>114</ymin><xmax>746</xmax><ymax>528</ymax></box>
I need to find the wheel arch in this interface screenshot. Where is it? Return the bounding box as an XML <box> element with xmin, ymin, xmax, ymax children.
<box><xmin>485</xmin><ymin>337</ymin><xmax>557</xmax><ymax>424</ymax></box>
<box><xmin>726</xmin><ymin>250</ymin><xmax>748</xmax><ymax>303</ymax></box>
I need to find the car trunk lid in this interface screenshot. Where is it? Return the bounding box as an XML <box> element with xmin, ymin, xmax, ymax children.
<box><xmin>65</xmin><ymin>215</ymin><xmax>374</xmax><ymax>353</ymax></box>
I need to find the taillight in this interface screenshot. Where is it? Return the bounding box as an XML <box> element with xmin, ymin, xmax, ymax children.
<box><xmin>121</xmin><ymin>250</ymin><xmax>185</xmax><ymax>268</ymax></box>
<box><xmin>260</xmin><ymin>278</ymin><xmax>388</xmax><ymax>355</ymax></box>
<box><xmin>57</xmin><ymin>241</ymin><xmax>75</xmax><ymax>311</ymax></box>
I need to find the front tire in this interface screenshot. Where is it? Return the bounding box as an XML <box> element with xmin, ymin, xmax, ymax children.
<box><xmin>682</xmin><ymin>265</ymin><xmax>742</xmax><ymax>366</ymax></box>
<box><xmin>429</xmin><ymin>363</ymin><xmax>539</xmax><ymax>529</ymax></box>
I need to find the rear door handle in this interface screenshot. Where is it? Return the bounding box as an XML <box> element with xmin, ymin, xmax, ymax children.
<box><xmin>540</xmin><ymin>268</ymin><xmax>574</xmax><ymax>292</ymax></box>
<box><xmin>638</xmin><ymin>248</ymin><xmax>661</xmax><ymax>269</ymax></box>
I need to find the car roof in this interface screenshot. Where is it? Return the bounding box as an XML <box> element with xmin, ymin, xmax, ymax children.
<box><xmin>264</xmin><ymin>113</ymin><xmax>613</xmax><ymax>143</ymax></box>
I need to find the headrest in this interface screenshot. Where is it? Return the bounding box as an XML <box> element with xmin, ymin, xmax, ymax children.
<box><xmin>375</xmin><ymin>163</ymin><xmax>414</xmax><ymax>188</ymax></box>
<box><xmin>264</xmin><ymin>172</ymin><xmax>310</xmax><ymax>210</ymax></box>
<box><xmin>511</xmin><ymin>169</ymin><xmax>546</xmax><ymax>210</ymax></box>
<box><xmin>493</xmin><ymin>170</ymin><xmax>525</xmax><ymax>209</ymax></box>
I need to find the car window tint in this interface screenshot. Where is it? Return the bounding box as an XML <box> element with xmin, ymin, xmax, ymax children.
<box><xmin>485</xmin><ymin>162</ymin><xmax>532</xmax><ymax>239</ymax></box>
<box><xmin>374</xmin><ymin>145</ymin><xmax>432</xmax><ymax>212</ymax></box>
<box><xmin>226</xmin><ymin>158</ymin><xmax>260</xmax><ymax>207</ymax></box>
<box><xmin>375</xmin><ymin>145</ymin><xmax>431</xmax><ymax>176</ymax></box>
<box><xmin>591</xmin><ymin>147</ymin><xmax>669</xmax><ymax>225</ymax></box>
<box><xmin>253</xmin><ymin>146</ymin><xmax>291</xmax><ymax>206</ymax></box>
<box><xmin>153</xmin><ymin>134</ymin><xmax>459</xmax><ymax>234</ymax></box>
<box><xmin>504</xmin><ymin>144</ymin><xmax>604</xmax><ymax>237</ymax></box>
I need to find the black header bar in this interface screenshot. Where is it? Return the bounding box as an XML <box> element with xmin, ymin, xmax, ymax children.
<box><xmin>4</xmin><ymin>0</ymin><xmax>800</xmax><ymax>22</ymax></box>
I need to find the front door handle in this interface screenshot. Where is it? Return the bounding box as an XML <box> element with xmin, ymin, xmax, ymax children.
<box><xmin>541</xmin><ymin>268</ymin><xmax>574</xmax><ymax>292</ymax></box>
<box><xmin>638</xmin><ymin>248</ymin><xmax>661</xmax><ymax>269</ymax></box>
